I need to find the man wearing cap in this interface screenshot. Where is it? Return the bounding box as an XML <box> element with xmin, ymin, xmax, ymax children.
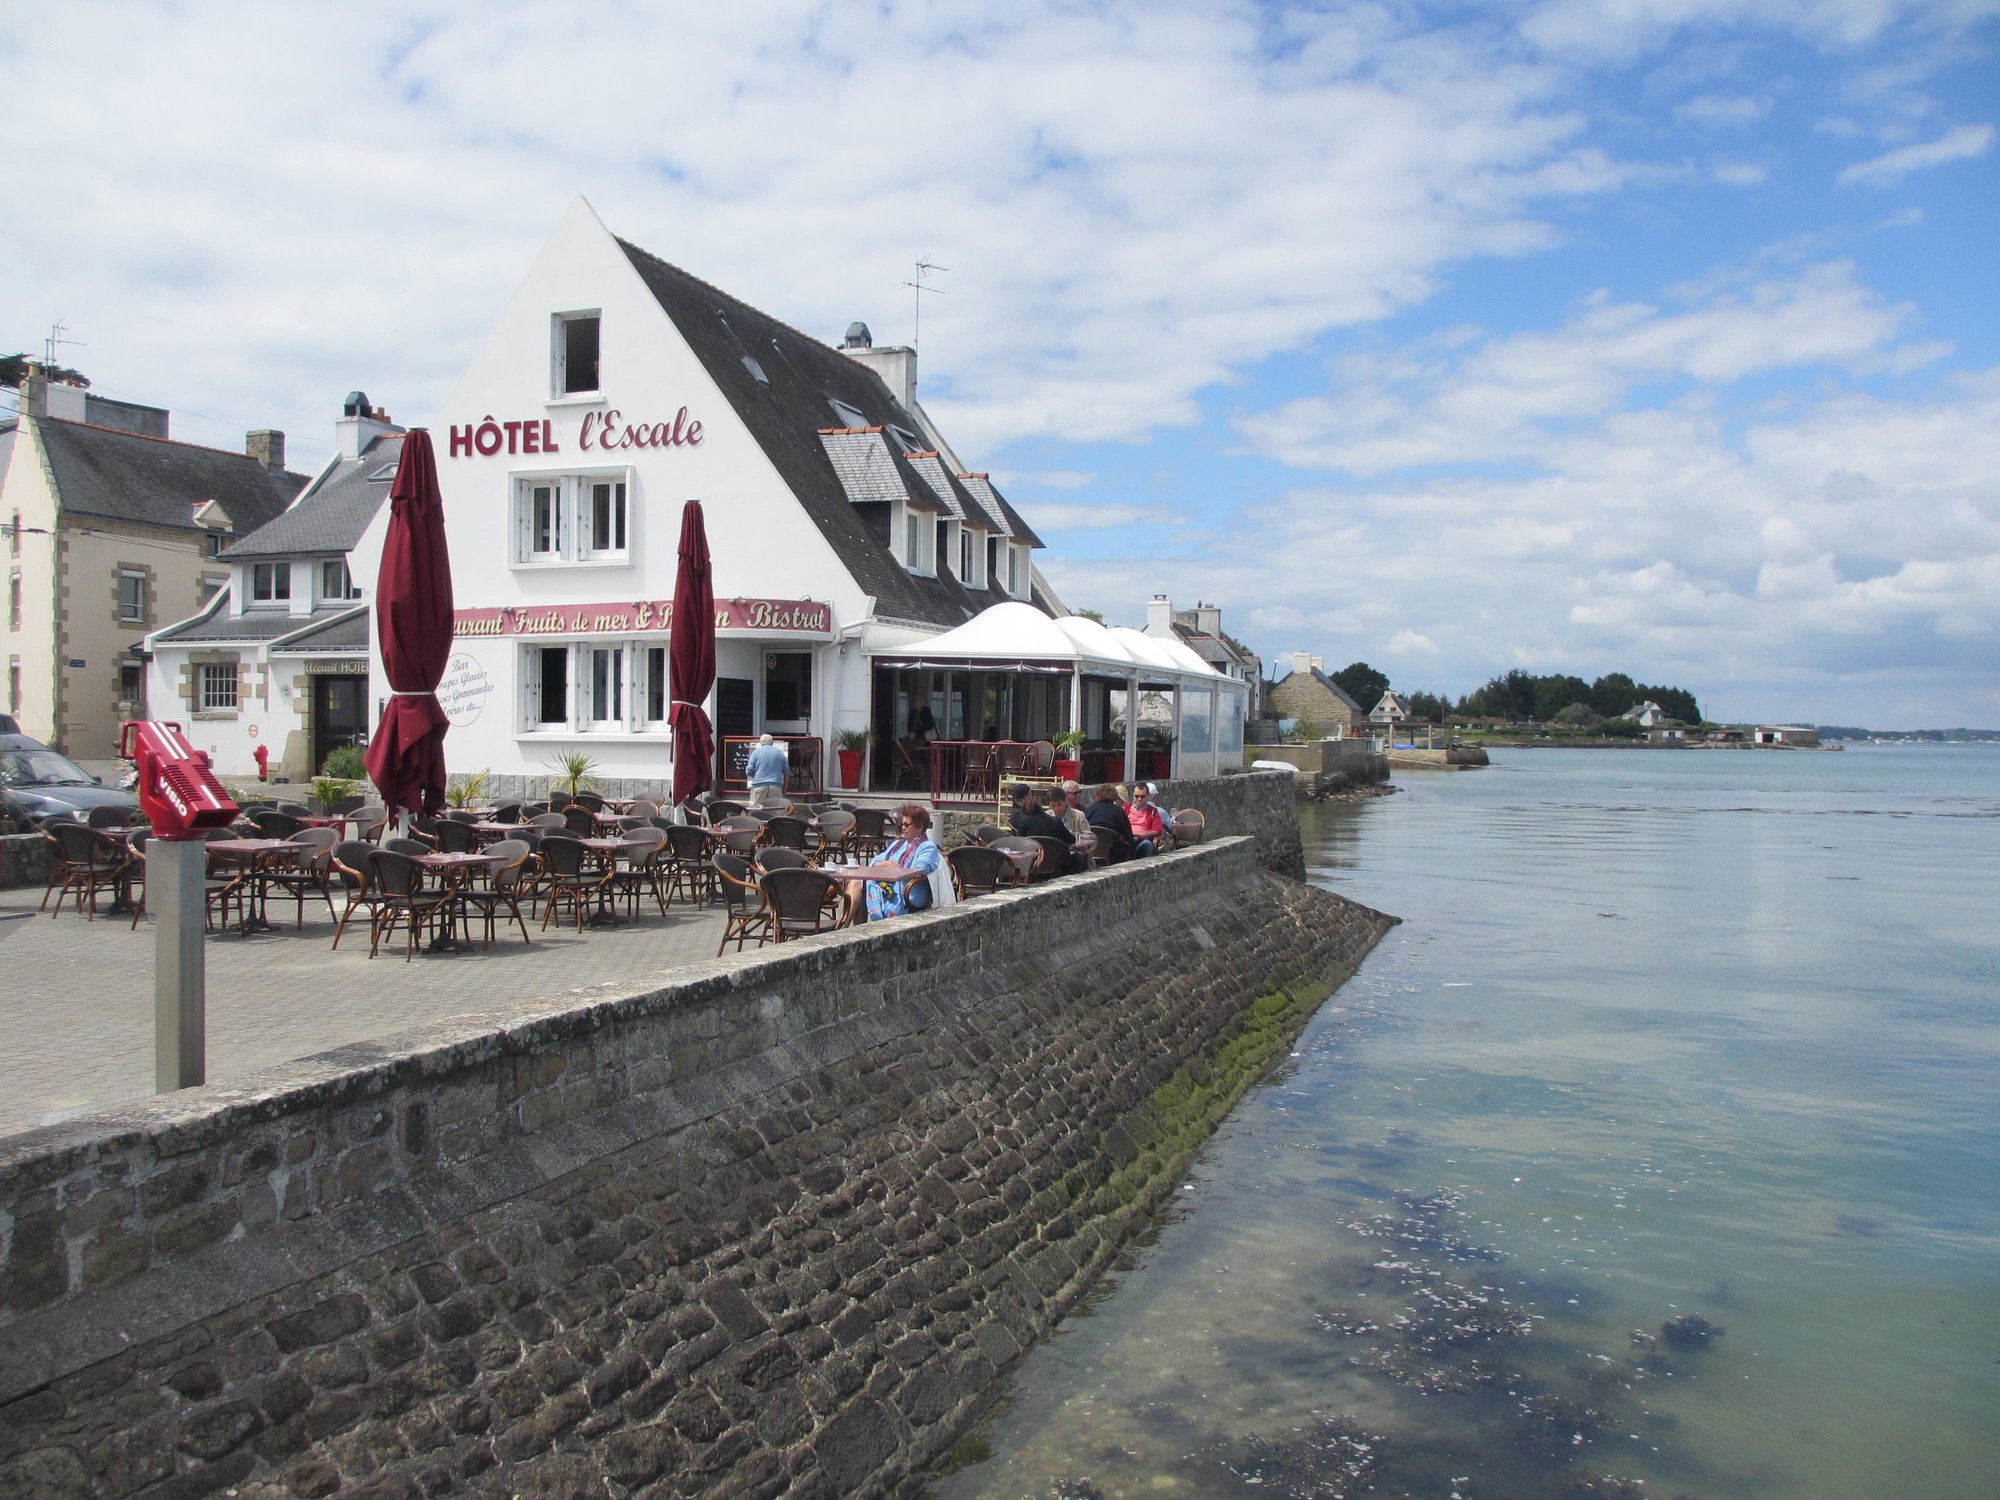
<box><xmin>745</xmin><ymin>733</ymin><xmax>790</xmax><ymax>809</ymax></box>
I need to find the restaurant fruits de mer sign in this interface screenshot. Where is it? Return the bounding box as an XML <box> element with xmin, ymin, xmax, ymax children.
<box><xmin>452</xmin><ymin>598</ymin><xmax>831</xmax><ymax>638</ymax></box>
<box><xmin>447</xmin><ymin>407</ymin><xmax>702</xmax><ymax>458</ymax></box>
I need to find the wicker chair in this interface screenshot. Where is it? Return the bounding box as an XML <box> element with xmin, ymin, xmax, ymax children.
<box><xmin>946</xmin><ymin>844</ymin><xmax>1010</xmax><ymax>899</ymax></box>
<box><xmin>1029</xmin><ymin>834</ymin><xmax>1072</xmax><ymax>881</ymax></box>
<box><xmin>761</xmin><ymin>866</ymin><xmax>840</xmax><ymax>942</ymax></box>
<box><xmin>848</xmin><ymin>808</ymin><xmax>890</xmax><ymax>860</ymax></box>
<box><xmin>329</xmin><ymin>842</ymin><xmax>382</xmax><ymax>951</ymax></box>
<box><xmin>609</xmin><ymin>828</ymin><xmax>669</xmax><ymax>918</ymax></box>
<box><xmin>455</xmin><ymin>838</ymin><xmax>536</xmax><ymax>948</ymax></box>
<box><xmin>754</xmin><ymin>847</ymin><xmax>811</xmax><ymax>872</ymax></box>
<box><xmin>1168</xmin><ymin>809</ymin><xmax>1206</xmax><ymax>845</ymax></box>
<box><xmin>711</xmin><ymin>852</ymin><xmax>771</xmax><ymax>954</ymax></box>
<box><xmin>663</xmin><ymin>824</ymin><xmax>716</xmax><ymax>907</ymax></box>
<box><xmin>561</xmin><ymin>806</ymin><xmax>598</xmax><ymax>838</ymax></box>
<box><xmin>704</xmin><ymin>799</ymin><xmax>747</xmax><ymax>823</ymax></box>
<box><xmin>86</xmin><ymin>805</ymin><xmax>131</xmax><ymax>830</ymax></box>
<box><xmin>366</xmin><ymin>849</ymin><xmax>459</xmax><ymax>961</ymax></box>
<box><xmin>44</xmin><ymin>823</ymin><xmax>132</xmax><ymax>920</ymax></box>
<box><xmin>433</xmin><ymin>819</ymin><xmax>479</xmax><ymax>854</ymax></box>
<box><xmin>536</xmin><ymin>835</ymin><xmax>609</xmax><ymax>933</ymax></box>
<box><xmin>250</xmin><ymin>809</ymin><xmax>304</xmax><ymax>840</ymax></box>
<box><xmin>973</xmin><ymin>824</ymin><xmax>1006</xmax><ymax>846</ymax></box>
<box><xmin>261</xmin><ymin>827</ymin><xmax>340</xmax><ymax>927</ymax></box>
<box><xmin>760</xmin><ymin>815</ymin><xmax>812</xmax><ymax>854</ymax></box>
<box><xmin>811</xmin><ymin>808</ymin><xmax>856</xmax><ymax>863</ymax></box>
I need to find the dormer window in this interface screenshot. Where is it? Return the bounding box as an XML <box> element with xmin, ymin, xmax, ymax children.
<box><xmin>886</xmin><ymin>424</ymin><xmax>921</xmax><ymax>454</ymax></box>
<box><xmin>552</xmin><ymin>311</ymin><xmax>601</xmax><ymax>396</ymax></box>
<box><xmin>828</xmin><ymin>398</ymin><xmax>868</xmax><ymax>428</ymax></box>
<box><xmin>251</xmin><ymin>562</ymin><xmax>291</xmax><ymax>604</ymax></box>
<box><xmin>320</xmin><ymin>559</ymin><xmax>360</xmax><ymax>602</ymax></box>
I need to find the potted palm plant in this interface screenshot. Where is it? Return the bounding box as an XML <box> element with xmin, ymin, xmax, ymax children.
<box><xmin>444</xmin><ymin>768</ymin><xmax>493</xmax><ymax>810</ymax></box>
<box><xmin>309</xmin><ymin>775</ymin><xmax>358</xmax><ymax>818</ymax></box>
<box><xmin>833</xmin><ymin>728</ymin><xmax>871</xmax><ymax>790</ymax></box>
<box><xmin>545</xmin><ymin>751</ymin><xmax>598</xmax><ymax>805</ymax></box>
<box><xmin>1051</xmin><ymin>730</ymin><xmax>1085</xmax><ymax>783</ymax></box>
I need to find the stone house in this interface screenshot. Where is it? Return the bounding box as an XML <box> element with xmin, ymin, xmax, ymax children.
<box><xmin>1267</xmin><ymin>651</ymin><xmax>1365</xmax><ymax>736</ymax></box>
<box><xmin>1</xmin><ymin>370</ymin><xmax>302</xmax><ymax>755</ymax></box>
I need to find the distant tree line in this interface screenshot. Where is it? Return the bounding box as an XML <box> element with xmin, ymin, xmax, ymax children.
<box><xmin>1310</xmin><ymin>661</ymin><xmax>1701</xmax><ymax>726</ymax></box>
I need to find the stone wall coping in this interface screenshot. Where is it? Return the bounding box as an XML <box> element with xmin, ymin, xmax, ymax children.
<box><xmin>0</xmin><ymin>837</ymin><xmax>1255</xmax><ymax>1183</ymax></box>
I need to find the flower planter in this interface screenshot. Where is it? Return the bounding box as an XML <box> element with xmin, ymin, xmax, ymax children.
<box><xmin>1100</xmin><ymin>752</ymin><xmax>1125</xmax><ymax>783</ymax></box>
<box><xmin>1142</xmin><ymin>751</ymin><xmax>1172</xmax><ymax>779</ymax></box>
<box><xmin>836</xmin><ymin>748</ymin><xmax>864</xmax><ymax>789</ymax></box>
<box><xmin>1052</xmin><ymin>758</ymin><xmax>1081</xmax><ymax>783</ymax></box>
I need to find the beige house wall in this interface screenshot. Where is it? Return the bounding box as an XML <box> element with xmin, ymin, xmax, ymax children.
<box><xmin>1</xmin><ymin>416</ymin><xmax>236</xmax><ymax>756</ymax></box>
<box><xmin>1</xmin><ymin>422</ymin><xmax>61</xmax><ymax>743</ymax></box>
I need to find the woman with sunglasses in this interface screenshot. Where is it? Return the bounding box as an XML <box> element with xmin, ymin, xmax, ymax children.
<box><xmin>839</xmin><ymin>803</ymin><xmax>952</xmax><ymax>922</ymax></box>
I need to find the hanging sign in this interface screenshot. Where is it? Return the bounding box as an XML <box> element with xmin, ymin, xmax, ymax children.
<box><xmin>451</xmin><ymin>597</ymin><xmax>831</xmax><ymax>639</ymax></box>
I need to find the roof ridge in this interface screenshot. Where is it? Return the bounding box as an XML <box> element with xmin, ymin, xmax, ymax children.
<box><xmin>37</xmin><ymin>415</ymin><xmax>308</xmax><ymax>479</ymax></box>
<box><xmin>616</xmin><ymin>237</ymin><xmax>849</xmax><ymax>363</ymax></box>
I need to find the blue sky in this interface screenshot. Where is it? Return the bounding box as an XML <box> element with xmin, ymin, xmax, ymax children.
<box><xmin>6</xmin><ymin>1</ymin><xmax>1996</xmax><ymax>727</ymax></box>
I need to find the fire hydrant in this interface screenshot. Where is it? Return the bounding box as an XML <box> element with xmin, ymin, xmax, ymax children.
<box><xmin>253</xmin><ymin>743</ymin><xmax>269</xmax><ymax>781</ymax></box>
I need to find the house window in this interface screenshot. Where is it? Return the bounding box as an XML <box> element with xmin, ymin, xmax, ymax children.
<box><xmin>959</xmin><ymin>529</ymin><xmax>981</xmax><ymax>587</ymax></box>
<box><xmin>581</xmin><ymin>479</ymin><xmax>627</xmax><ymax>559</ymax></box>
<box><xmin>525</xmin><ymin>645</ymin><xmax>570</xmax><ymax>728</ymax></box>
<box><xmin>204</xmin><ymin>532</ymin><xmax>229</xmax><ymax>557</ymax></box>
<box><xmin>251</xmin><ymin>562</ymin><xmax>290</xmax><ymax>603</ymax></box>
<box><xmin>118</xmin><ymin>570</ymin><xmax>146</xmax><ymax>624</ymax></box>
<box><xmin>8</xmin><ymin>512</ymin><xmax>18</xmax><ymax>557</ymax></box>
<box><xmin>585</xmin><ymin>645</ymin><xmax>626</xmax><ymax>727</ymax></box>
<box><xmin>320</xmin><ymin>559</ymin><xmax>359</xmax><ymax>601</ymax></box>
<box><xmin>1007</xmin><ymin>546</ymin><xmax>1021</xmax><ymax>596</ymax></box>
<box><xmin>553</xmin><ymin>311</ymin><xmax>601</xmax><ymax>396</ymax></box>
<box><xmin>7</xmin><ymin>571</ymin><xmax>19</xmax><ymax>631</ymax></box>
<box><xmin>643</xmin><ymin>646</ymin><xmax>668</xmax><ymax>724</ymax></box>
<box><xmin>512</xmin><ymin>471</ymin><xmax>632</xmax><ymax>566</ymax></box>
<box><xmin>199</xmin><ymin>663</ymin><xmax>238</xmax><ymax>711</ymax></box>
<box><xmin>7</xmin><ymin>657</ymin><xmax>19</xmax><ymax>713</ymax></box>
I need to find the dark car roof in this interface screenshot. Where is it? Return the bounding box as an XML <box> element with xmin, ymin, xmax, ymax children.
<box><xmin>0</xmin><ymin>713</ymin><xmax>18</xmax><ymax>734</ymax></box>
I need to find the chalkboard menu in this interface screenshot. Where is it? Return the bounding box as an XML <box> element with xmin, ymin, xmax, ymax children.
<box><xmin>718</xmin><ymin>736</ymin><xmax>825</xmax><ymax>796</ymax></box>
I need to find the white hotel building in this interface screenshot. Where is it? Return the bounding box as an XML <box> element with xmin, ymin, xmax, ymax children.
<box><xmin>152</xmin><ymin>199</ymin><xmax>1241</xmax><ymax>794</ymax></box>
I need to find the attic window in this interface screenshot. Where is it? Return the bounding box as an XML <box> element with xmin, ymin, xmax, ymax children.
<box><xmin>886</xmin><ymin>425</ymin><xmax>921</xmax><ymax>453</ymax></box>
<box><xmin>367</xmin><ymin>464</ymin><xmax>397</xmax><ymax>482</ymax></box>
<box><xmin>828</xmin><ymin>398</ymin><xmax>868</xmax><ymax>428</ymax></box>
<box><xmin>742</xmin><ymin>355</ymin><xmax>769</xmax><ymax>386</ymax></box>
<box><xmin>552</xmin><ymin>311</ymin><xmax>601</xmax><ymax>396</ymax></box>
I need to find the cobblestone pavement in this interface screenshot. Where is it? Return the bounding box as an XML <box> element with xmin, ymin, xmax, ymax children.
<box><xmin>0</xmin><ymin>880</ymin><xmax>727</xmax><ymax>1139</ymax></box>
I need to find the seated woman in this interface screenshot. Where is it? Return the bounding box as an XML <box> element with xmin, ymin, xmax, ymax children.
<box><xmin>839</xmin><ymin>803</ymin><xmax>954</xmax><ymax>922</ymax></box>
<box><xmin>1084</xmin><ymin>784</ymin><xmax>1136</xmax><ymax>863</ymax></box>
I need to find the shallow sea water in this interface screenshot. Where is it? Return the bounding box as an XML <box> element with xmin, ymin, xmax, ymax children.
<box><xmin>931</xmin><ymin>745</ymin><xmax>2000</xmax><ymax>1499</ymax></box>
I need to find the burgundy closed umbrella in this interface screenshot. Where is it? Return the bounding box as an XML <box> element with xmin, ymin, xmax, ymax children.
<box><xmin>364</xmin><ymin>429</ymin><xmax>453</xmax><ymax>818</ymax></box>
<box><xmin>668</xmin><ymin>500</ymin><xmax>716</xmax><ymax>809</ymax></box>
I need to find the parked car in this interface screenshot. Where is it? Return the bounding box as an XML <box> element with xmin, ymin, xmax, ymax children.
<box><xmin>0</xmin><ymin>733</ymin><xmax>143</xmax><ymax>829</ymax></box>
<box><xmin>0</xmin><ymin>712</ymin><xmax>19</xmax><ymax>734</ymax></box>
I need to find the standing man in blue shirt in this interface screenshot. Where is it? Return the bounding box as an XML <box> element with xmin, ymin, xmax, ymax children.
<box><xmin>746</xmin><ymin>733</ymin><xmax>790</xmax><ymax>809</ymax></box>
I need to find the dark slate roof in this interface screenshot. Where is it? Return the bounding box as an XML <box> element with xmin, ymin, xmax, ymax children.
<box><xmin>818</xmin><ymin>429</ymin><xmax>945</xmax><ymax>514</ymax></box>
<box><xmin>270</xmin><ymin>608</ymin><xmax>371</xmax><ymax>654</ymax></box>
<box><xmin>35</xmin><ymin>418</ymin><xmax>305</xmax><ymax>536</ymax></box>
<box><xmin>223</xmin><ymin>432</ymin><xmax>404</xmax><ymax>560</ymax></box>
<box><xmin>955</xmin><ymin>473</ymin><xmax>1044</xmax><ymax>548</ymax></box>
<box><xmin>903</xmin><ymin>452</ymin><xmax>990</xmax><ymax>528</ymax></box>
<box><xmin>617</xmin><ymin>238</ymin><xmax>1032</xmax><ymax>629</ymax></box>
<box><xmin>153</xmin><ymin>595</ymin><xmax>367</xmax><ymax>648</ymax></box>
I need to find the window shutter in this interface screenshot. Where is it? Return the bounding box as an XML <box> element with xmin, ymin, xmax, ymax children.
<box><xmin>522</xmin><ymin>647</ymin><xmax>540</xmax><ymax>729</ymax></box>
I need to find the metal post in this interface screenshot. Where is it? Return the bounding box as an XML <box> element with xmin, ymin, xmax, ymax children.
<box><xmin>151</xmin><ymin>838</ymin><xmax>206</xmax><ymax>1091</ymax></box>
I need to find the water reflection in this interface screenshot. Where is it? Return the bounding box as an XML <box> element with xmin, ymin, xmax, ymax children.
<box><xmin>932</xmin><ymin>749</ymin><xmax>2000</xmax><ymax>1500</ymax></box>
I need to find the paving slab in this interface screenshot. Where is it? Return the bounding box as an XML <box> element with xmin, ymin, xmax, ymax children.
<box><xmin>0</xmin><ymin>880</ymin><xmax>729</xmax><ymax>1139</ymax></box>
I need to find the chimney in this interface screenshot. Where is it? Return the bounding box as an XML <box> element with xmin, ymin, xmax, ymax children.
<box><xmin>1145</xmin><ymin>594</ymin><xmax>1174</xmax><ymax>634</ymax></box>
<box><xmin>1195</xmin><ymin>601</ymin><xmax>1221</xmax><ymax>637</ymax></box>
<box><xmin>841</xmin><ymin>341</ymin><xmax>917</xmax><ymax>413</ymax></box>
<box><xmin>17</xmin><ymin>365</ymin><xmax>46</xmax><ymax>418</ymax></box>
<box><xmin>1289</xmin><ymin>651</ymin><xmax>1323</xmax><ymax>676</ymax></box>
<box><xmin>246</xmin><ymin>430</ymin><xmax>286</xmax><ymax>471</ymax></box>
<box><xmin>334</xmin><ymin>390</ymin><xmax>403</xmax><ymax>459</ymax></box>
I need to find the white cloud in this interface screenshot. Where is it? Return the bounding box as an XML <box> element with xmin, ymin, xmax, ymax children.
<box><xmin>1679</xmin><ymin>93</ymin><xmax>1771</xmax><ymax>127</ymax></box>
<box><xmin>1023</xmin><ymin>501</ymin><xmax>1152</xmax><ymax>531</ymax></box>
<box><xmin>1838</xmin><ymin>122</ymin><xmax>1996</xmax><ymax>183</ymax></box>
<box><xmin>995</xmin><ymin>469</ymin><xmax>1095</xmax><ymax>492</ymax></box>
<box><xmin>1712</xmin><ymin>160</ymin><xmax>1772</xmax><ymax>185</ymax></box>
<box><xmin>1235</xmin><ymin>260</ymin><xmax>1930</xmax><ymax>475</ymax></box>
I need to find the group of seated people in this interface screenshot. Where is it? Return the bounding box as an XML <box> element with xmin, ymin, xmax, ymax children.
<box><xmin>1009</xmin><ymin>779</ymin><xmax>1171</xmax><ymax>869</ymax></box>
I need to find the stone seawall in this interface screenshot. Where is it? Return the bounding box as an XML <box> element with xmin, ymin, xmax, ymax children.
<box><xmin>0</xmin><ymin>831</ymin><xmax>52</xmax><ymax>891</ymax></box>
<box><xmin>0</xmin><ymin>839</ymin><xmax>1393</xmax><ymax>1498</ymax></box>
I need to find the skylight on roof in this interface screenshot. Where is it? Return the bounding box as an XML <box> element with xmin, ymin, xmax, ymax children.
<box><xmin>886</xmin><ymin>425</ymin><xmax>921</xmax><ymax>453</ymax></box>
<box><xmin>367</xmin><ymin>464</ymin><xmax>397</xmax><ymax>481</ymax></box>
<box><xmin>828</xmin><ymin>398</ymin><xmax>868</xmax><ymax>428</ymax></box>
<box><xmin>742</xmin><ymin>355</ymin><xmax>769</xmax><ymax>386</ymax></box>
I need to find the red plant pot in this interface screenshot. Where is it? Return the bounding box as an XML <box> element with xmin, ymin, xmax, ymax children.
<box><xmin>1052</xmin><ymin>758</ymin><xmax>1081</xmax><ymax>783</ymax></box>
<box><xmin>836</xmin><ymin>749</ymin><xmax>863</xmax><ymax>789</ymax></box>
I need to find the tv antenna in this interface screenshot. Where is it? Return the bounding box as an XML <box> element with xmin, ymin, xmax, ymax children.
<box><xmin>902</xmin><ymin>258</ymin><xmax>947</xmax><ymax>354</ymax></box>
<box><xmin>45</xmin><ymin>320</ymin><xmax>86</xmax><ymax>369</ymax></box>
